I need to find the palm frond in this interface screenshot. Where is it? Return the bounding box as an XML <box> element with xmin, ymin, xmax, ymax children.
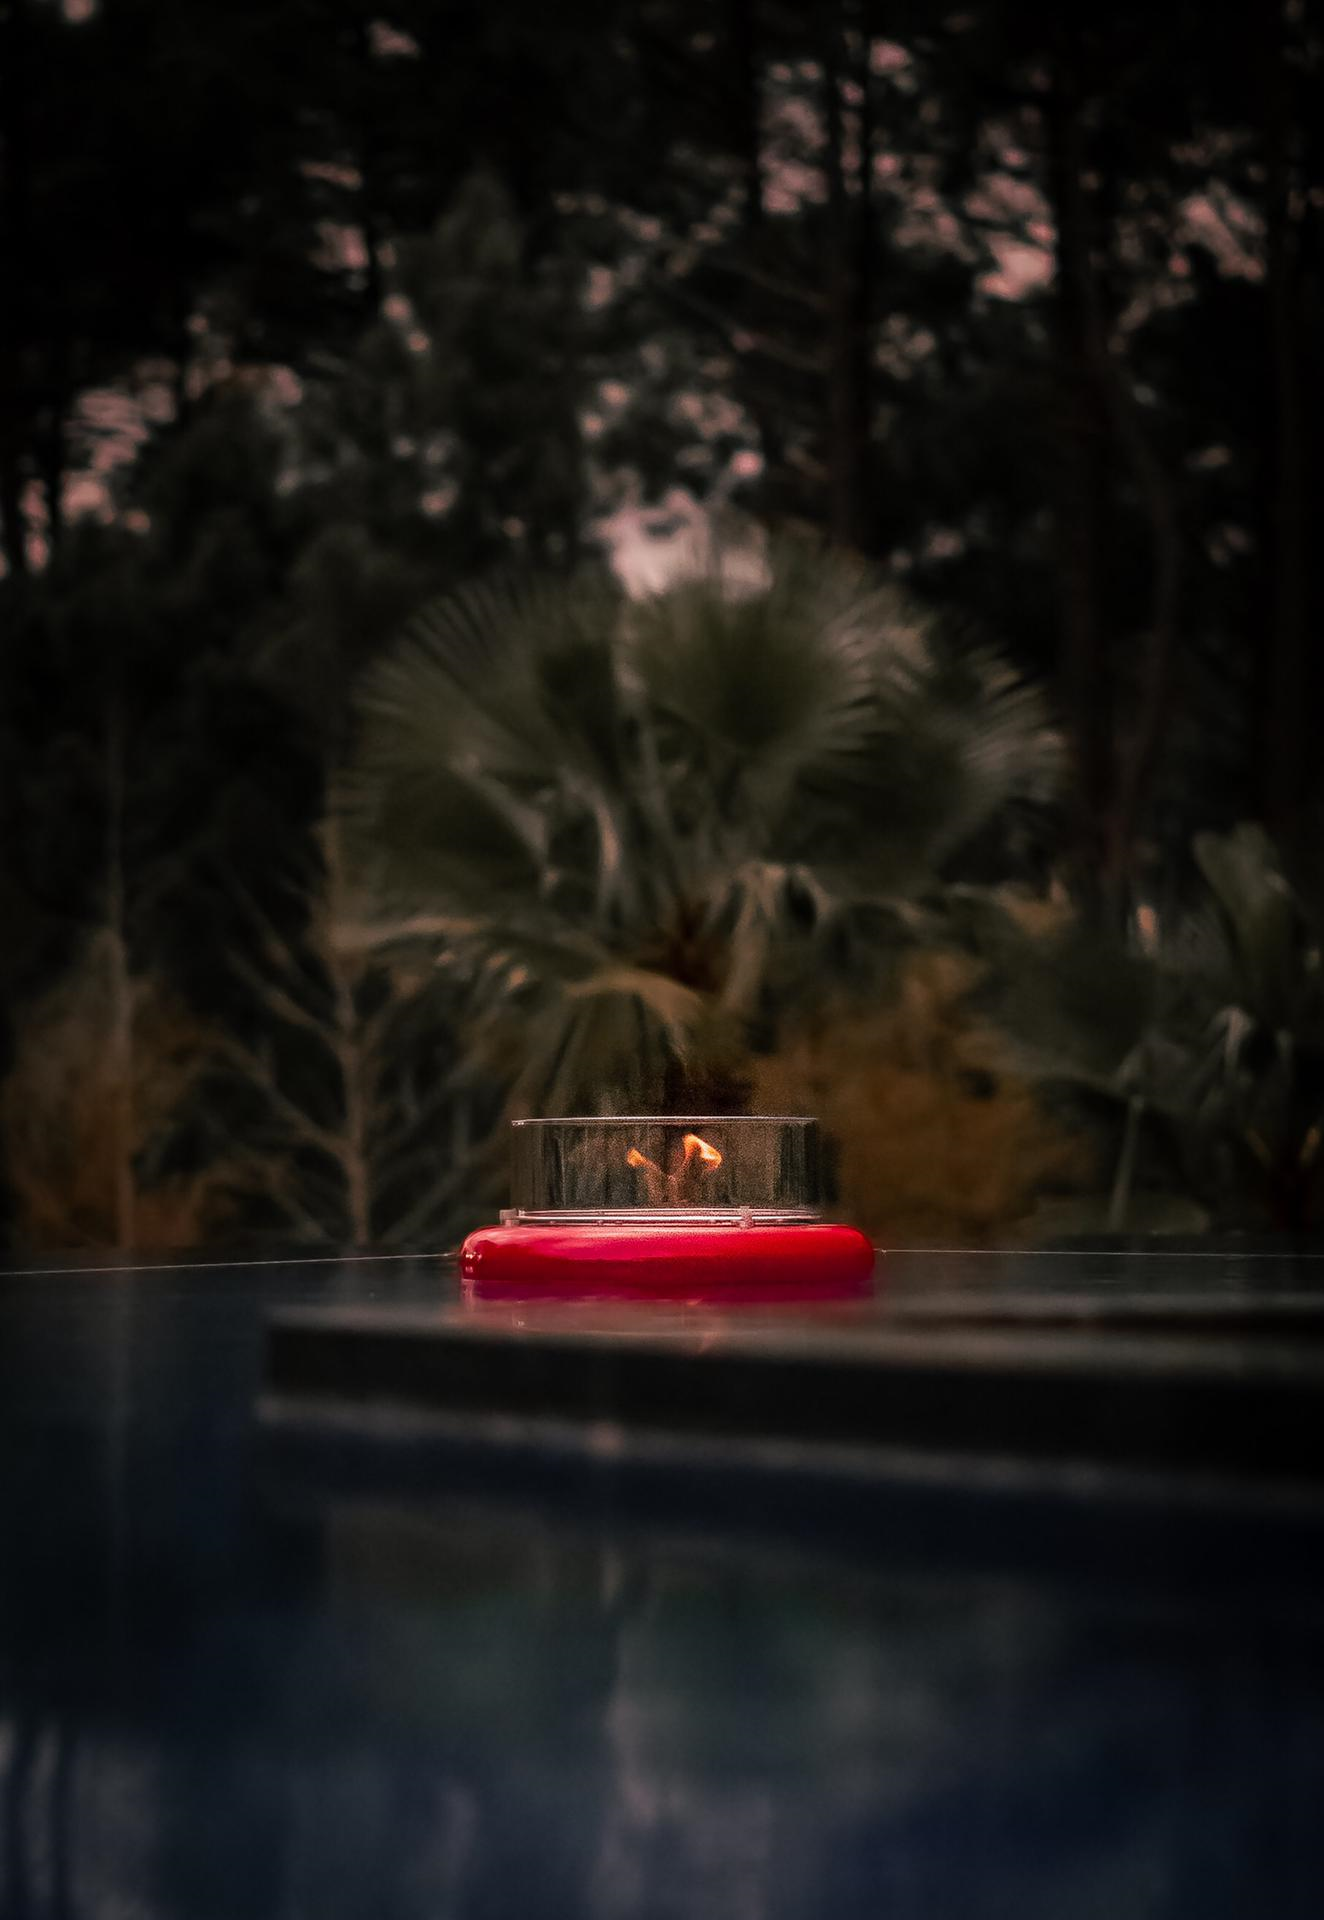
<box><xmin>622</xmin><ymin>542</ymin><xmax>884</xmax><ymax>778</ymax></box>
<box><xmin>503</xmin><ymin>966</ymin><xmax>704</xmax><ymax>1116</ymax></box>
<box><xmin>348</xmin><ymin>538</ymin><xmax>1060</xmax><ymax>1121</ymax></box>
<box><xmin>1193</xmin><ymin>823</ymin><xmax>1301</xmax><ymax>1026</ymax></box>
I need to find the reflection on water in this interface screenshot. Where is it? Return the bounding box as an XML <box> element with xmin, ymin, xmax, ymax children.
<box><xmin>2</xmin><ymin>1265</ymin><xmax>1324</xmax><ymax>1918</ymax></box>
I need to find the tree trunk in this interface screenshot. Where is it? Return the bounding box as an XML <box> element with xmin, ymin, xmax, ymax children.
<box><xmin>1044</xmin><ymin>54</ymin><xmax>1114</xmax><ymax>916</ymax></box>
<box><xmin>321</xmin><ymin>816</ymin><xmax>374</xmax><ymax>1246</ymax></box>
<box><xmin>37</xmin><ymin>394</ymin><xmax>66</xmax><ymax>554</ymax></box>
<box><xmin>822</xmin><ymin>0</ymin><xmax>873</xmax><ymax>551</ymax></box>
<box><xmin>352</xmin><ymin>15</ymin><xmax>386</xmax><ymax>313</ymax></box>
<box><xmin>0</xmin><ymin>451</ymin><xmax>27</xmax><ymax>579</ymax></box>
<box><xmin>1096</xmin><ymin>145</ymin><xmax>1181</xmax><ymax>911</ymax></box>
<box><xmin>728</xmin><ymin>0</ymin><xmax>764</xmax><ymax>233</ymax></box>
<box><xmin>1045</xmin><ymin>38</ymin><xmax>1184</xmax><ymax>915</ymax></box>
<box><xmin>1261</xmin><ymin>0</ymin><xmax>1309</xmax><ymax>846</ymax></box>
<box><xmin>1100</xmin><ymin>409</ymin><xmax>1181</xmax><ymax>910</ymax></box>
<box><xmin>727</xmin><ymin>0</ymin><xmax>792</xmax><ymax>511</ymax></box>
<box><xmin>0</xmin><ymin>0</ymin><xmax>32</xmax><ymax>578</ymax></box>
<box><xmin>852</xmin><ymin>0</ymin><xmax>876</xmax><ymax>547</ymax></box>
<box><xmin>173</xmin><ymin>288</ymin><xmax>195</xmax><ymax>428</ymax></box>
<box><xmin>104</xmin><ymin>690</ymin><xmax>136</xmax><ymax>1252</ymax></box>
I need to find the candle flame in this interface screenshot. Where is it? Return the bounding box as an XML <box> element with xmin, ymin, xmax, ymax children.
<box><xmin>626</xmin><ymin>1133</ymin><xmax>722</xmax><ymax>1203</ymax></box>
<box><xmin>682</xmin><ymin>1132</ymin><xmax>723</xmax><ymax>1170</ymax></box>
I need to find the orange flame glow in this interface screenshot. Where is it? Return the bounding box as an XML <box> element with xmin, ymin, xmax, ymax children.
<box><xmin>682</xmin><ymin>1132</ymin><xmax>723</xmax><ymax>1170</ymax></box>
<box><xmin>625</xmin><ymin>1133</ymin><xmax>722</xmax><ymax>1202</ymax></box>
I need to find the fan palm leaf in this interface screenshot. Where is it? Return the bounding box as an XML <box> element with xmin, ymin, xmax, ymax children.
<box><xmin>348</xmin><ymin>537</ymin><xmax>1058</xmax><ymax>1115</ymax></box>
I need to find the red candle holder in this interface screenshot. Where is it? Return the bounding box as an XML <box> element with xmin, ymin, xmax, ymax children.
<box><xmin>460</xmin><ymin>1116</ymin><xmax>876</xmax><ymax>1304</ymax></box>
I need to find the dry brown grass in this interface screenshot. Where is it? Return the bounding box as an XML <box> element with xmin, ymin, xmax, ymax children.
<box><xmin>1</xmin><ymin>934</ymin><xmax>245</xmax><ymax>1252</ymax></box>
<box><xmin>750</xmin><ymin>949</ymin><xmax>1092</xmax><ymax>1246</ymax></box>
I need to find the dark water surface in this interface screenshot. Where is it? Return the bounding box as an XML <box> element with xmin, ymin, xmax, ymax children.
<box><xmin>2</xmin><ymin>1254</ymin><xmax>1323</xmax><ymax>1919</ymax></box>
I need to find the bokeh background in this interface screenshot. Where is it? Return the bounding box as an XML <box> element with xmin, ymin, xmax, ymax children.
<box><xmin>1</xmin><ymin>0</ymin><xmax>1321</xmax><ymax>1254</ymax></box>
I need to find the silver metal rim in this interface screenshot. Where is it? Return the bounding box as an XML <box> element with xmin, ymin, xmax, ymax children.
<box><xmin>499</xmin><ymin>1207</ymin><xmax>824</xmax><ymax>1226</ymax></box>
<box><xmin>509</xmin><ymin>1115</ymin><xmax>815</xmax><ymax>1128</ymax></box>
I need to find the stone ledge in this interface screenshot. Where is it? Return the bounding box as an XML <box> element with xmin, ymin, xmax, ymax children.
<box><xmin>264</xmin><ymin>1297</ymin><xmax>1324</xmax><ymax>1490</ymax></box>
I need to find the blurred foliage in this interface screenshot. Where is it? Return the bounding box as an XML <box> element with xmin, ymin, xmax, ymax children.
<box><xmin>346</xmin><ymin>541</ymin><xmax>1056</xmax><ymax>1119</ymax></box>
<box><xmin>205</xmin><ymin>820</ymin><xmax>501</xmax><ymax>1248</ymax></box>
<box><xmin>0</xmin><ymin>0</ymin><xmax>1321</xmax><ymax>1249</ymax></box>
<box><xmin>0</xmin><ymin>934</ymin><xmax>246</xmax><ymax>1252</ymax></box>
<box><xmin>977</xmin><ymin>825</ymin><xmax>1324</xmax><ymax>1231</ymax></box>
<box><xmin>750</xmin><ymin>949</ymin><xmax>1091</xmax><ymax>1245</ymax></box>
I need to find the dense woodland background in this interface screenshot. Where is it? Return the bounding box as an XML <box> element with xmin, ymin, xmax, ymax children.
<box><xmin>1</xmin><ymin>0</ymin><xmax>1322</xmax><ymax>1253</ymax></box>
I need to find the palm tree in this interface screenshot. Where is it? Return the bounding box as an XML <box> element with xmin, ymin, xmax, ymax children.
<box><xmin>345</xmin><ymin>537</ymin><xmax>1058</xmax><ymax>1119</ymax></box>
